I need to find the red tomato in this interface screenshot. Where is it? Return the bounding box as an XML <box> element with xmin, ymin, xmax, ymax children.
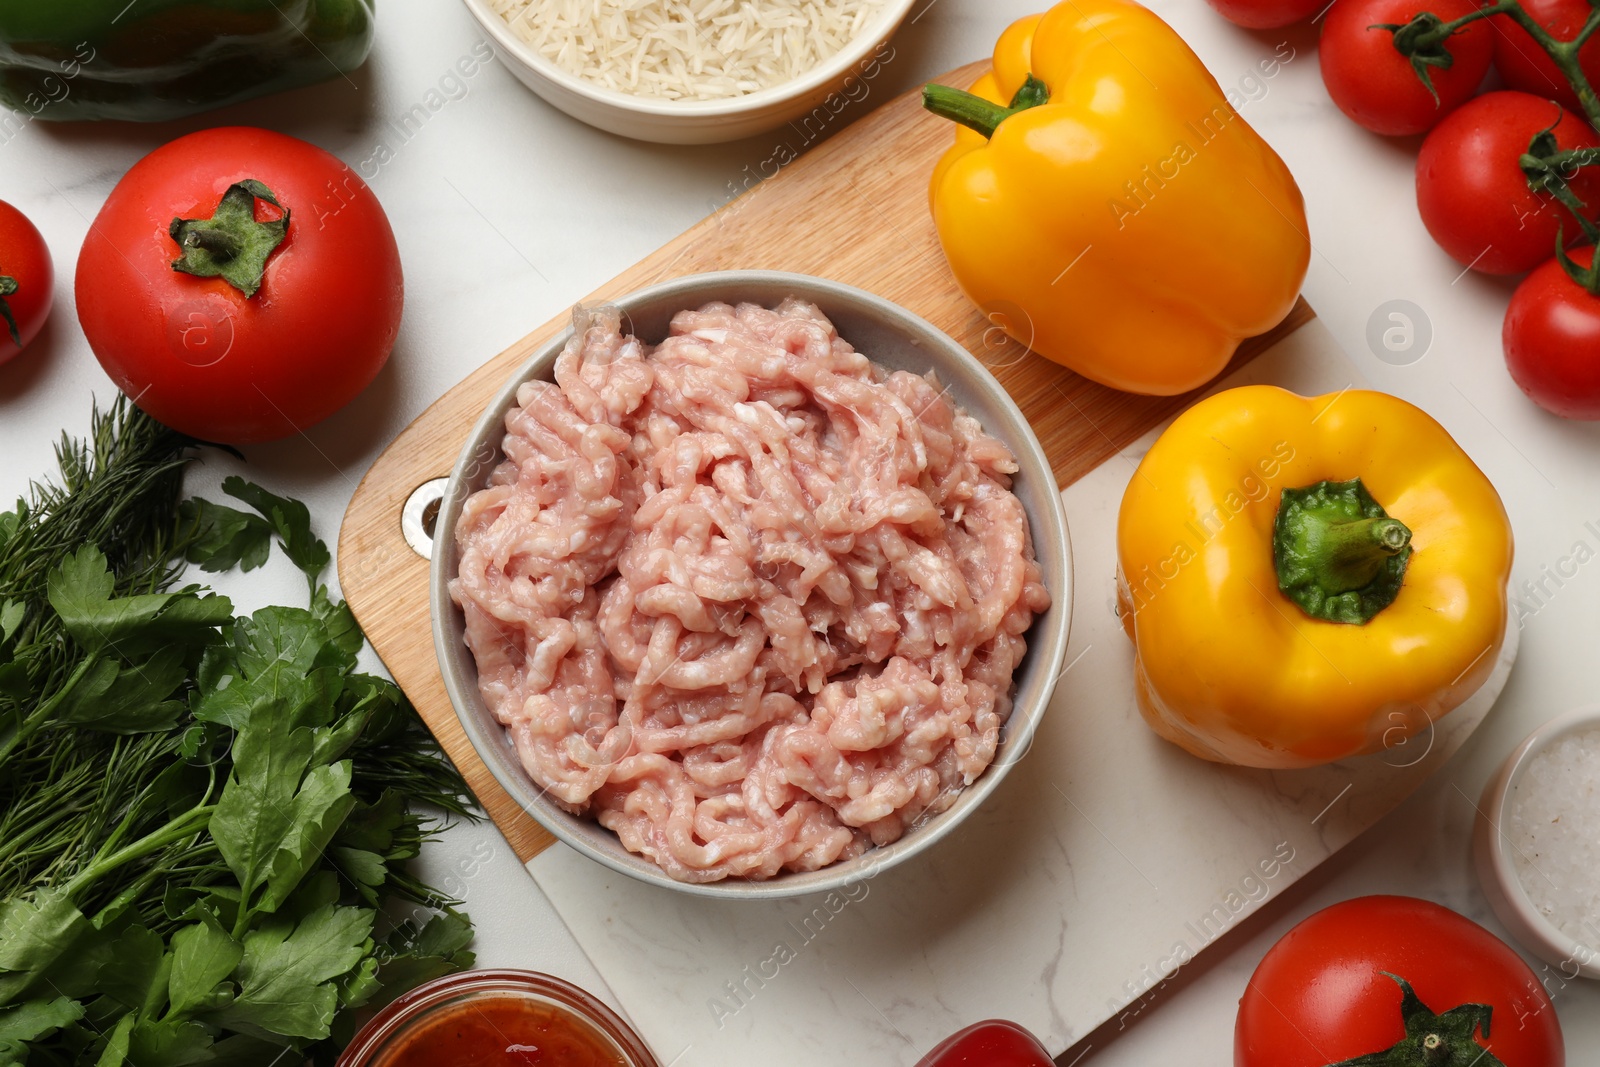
<box><xmin>76</xmin><ymin>127</ymin><xmax>403</xmax><ymax>444</ymax></box>
<box><xmin>1417</xmin><ymin>92</ymin><xmax>1600</xmax><ymax>275</ymax></box>
<box><xmin>1236</xmin><ymin>897</ymin><xmax>1564</xmax><ymax>1067</ymax></box>
<box><xmin>1504</xmin><ymin>247</ymin><xmax>1600</xmax><ymax>418</ymax></box>
<box><xmin>1204</xmin><ymin>0</ymin><xmax>1326</xmax><ymax>29</ymax></box>
<box><xmin>1491</xmin><ymin>0</ymin><xmax>1600</xmax><ymax>117</ymax></box>
<box><xmin>1320</xmin><ymin>0</ymin><xmax>1493</xmax><ymax>135</ymax></box>
<box><xmin>916</xmin><ymin>1021</ymin><xmax>1054</xmax><ymax>1067</ymax></box>
<box><xmin>0</xmin><ymin>200</ymin><xmax>53</xmax><ymax>365</ymax></box>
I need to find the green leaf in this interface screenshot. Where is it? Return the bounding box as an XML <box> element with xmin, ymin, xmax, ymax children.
<box><xmin>210</xmin><ymin>717</ymin><xmax>314</xmax><ymax>915</ymax></box>
<box><xmin>46</xmin><ymin>546</ymin><xmax>232</xmax><ymax>656</ymax></box>
<box><xmin>126</xmin><ymin>1015</ymin><xmax>215</xmax><ymax>1066</ymax></box>
<box><xmin>331</xmin><ymin>848</ymin><xmax>387</xmax><ymax>891</ymax></box>
<box><xmin>210</xmin><ymin>711</ymin><xmax>355</xmax><ymax>920</ymax></box>
<box><xmin>221</xmin><ymin>479</ymin><xmax>330</xmax><ymax>589</ymax></box>
<box><xmin>192</xmin><ymin>603</ymin><xmax>358</xmax><ymax>740</ymax></box>
<box><xmin>190</xmin><ymin>643</ymin><xmax>336</xmax><ymax>737</ymax></box>
<box><xmin>94</xmin><ymin>1012</ymin><xmax>134</xmax><ymax>1067</ymax></box>
<box><xmin>180</xmin><ymin>498</ymin><xmax>273</xmax><ymax>575</ymax></box>
<box><xmin>337</xmin><ymin>955</ymin><xmax>381</xmax><ymax>1010</ymax></box>
<box><xmin>0</xmin><ymin>996</ymin><xmax>84</xmax><ymax>1043</ymax></box>
<box><xmin>54</xmin><ymin>648</ymin><xmax>189</xmax><ymax>734</ymax></box>
<box><xmin>0</xmin><ymin>601</ymin><xmax>23</xmax><ymax>645</ymax></box>
<box><xmin>259</xmin><ymin>762</ymin><xmax>356</xmax><ymax>915</ymax></box>
<box><xmin>96</xmin><ymin>926</ymin><xmax>168</xmax><ymax>1015</ymax></box>
<box><xmin>283</xmin><ymin>871</ymin><xmax>340</xmax><ymax>920</ymax></box>
<box><xmin>335</xmin><ymin>791</ymin><xmax>405</xmax><ymax>854</ymax></box>
<box><xmin>205</xmin><ymin>905</ymin><xmax>373</xmax><ymax>1041</ymax></box>
<box><xmin>310</xmin><ymin>704</ymin><xmax>376</xmax><ymax>771</ymax></box>
<box><xmin>362</xmin><ymin>911</ymin><xmax>475</xmax><ymax>1014</ymax></box>
<box><xmin>232</xmin><ymin>607</ymin><xmax>331</xmax><ymax>690</ymax></box>
<box><xmin>315</xmin><ymin>599</ymin><xmax>363</xmax><ymax>663</ymax></box>
<box><xmin>0</xmin><ymin>890</ymin><xmax>91</xmax><ymax>983</ymax></box>
<box><xmin>205</xmin><ymin>1032</ymin><xmax>300</xmax><ymax>1067</ymax></box>
<box><xmin>408</xmin><ymin>909</ymin><xmax>474</xmax><ymax>959</ymax></box>
<box><xmin>168</xmin><ymin>923</ymin><xmax>242</xmax><ymax>1019</ymax></box>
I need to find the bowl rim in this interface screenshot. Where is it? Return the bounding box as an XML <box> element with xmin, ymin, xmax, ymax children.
<box><xmin>430</xmin><ymin>269</ymin><xmax>1072</xmax><ymax>899</ymax></box>
<box><xmin>1476</xmin><ymin>703</ymin><xmax>1600</xmax><ymax>978</ymax></box>
<box><xmin>458</xmin><ymin>0</ymin><xmax>919</xmax><ymax>118</ymax></box>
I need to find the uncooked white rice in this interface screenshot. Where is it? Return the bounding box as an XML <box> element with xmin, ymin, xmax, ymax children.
<box><xmin>490</xmin><ymin>0</ymin><xmax>887</xmax><ymax>100</ymax></box>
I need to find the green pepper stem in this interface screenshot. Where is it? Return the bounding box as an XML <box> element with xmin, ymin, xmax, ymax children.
<box><xmin>922</xmin><ymin>74</ymin><xmax>1052</xmax><ymax>140</ymax></box>
<box><xmin>1312</xmin><ymin>516</ymin><xmax>1412</xmax><ymax>594</ymax></box>
<box><xmin>1274</xmin><ymin>478</ymin><xmax>1414</xmax><ymax>626</ymax></box>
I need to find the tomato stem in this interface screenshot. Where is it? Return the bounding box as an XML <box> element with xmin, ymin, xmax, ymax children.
<box><xmin>168</xmin><ymin>179</ymin><xmax>289</xmax><ymax>299</ymax></box>
<box><xmin>1386</xmin><ymin>2</ymin><xmax>1600</xmax><ymax>130</ymax></box>
<box><xmin>1393</xmin><ymin>4</ymin><xmax>1600</xmax><ymax>287</ymax></box>
<box><xmin>1520</xmin><ymin>120</ymin><xmax>1600</xmax><ymax>247</ymax></box>
<box><xmin>0</xmin><ymin>273</ymin><xmax>18</xmax><ymax>347</ymax></box>
<box><xmin>1554</xmin><ymin>241</ymin><xmax>1600</xmax><ymax>295</ymax></box>
<box><xmin>1321</xmin><ymin>973</ymin><xmax>1508</xmax><ymax>1067</ymax></box>
<box><xmin>1519</xmin><ymin>116</ymin><xmax>1600</xmax><ymax>291</ymax></box>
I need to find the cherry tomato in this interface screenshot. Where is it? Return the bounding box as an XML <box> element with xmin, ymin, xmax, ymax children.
<box><xmin>1320</xmin><ymin>0</ymin><xmax>1493</xmax><ymax>135</ymax></box>
<box><xmin>916</xmin><ymin>1021</ymin><xmax>1054</xmax><ymax>1067</ymax></box>
<box><xmin>1236</xmin><ymin>896</ymin><xmax>1564</xmax><ymax>1067</ymax></box>
<box><xmin>1417</xmin><ymin>92</ymin><xmax>1600</xmax><ymax>275</ymax></box>
<box><xmin>0</xmin><ymin>200</ymin><xmax>53</xmax><ymax>365</ymax></box>
<box><xmin>1504</xmin><ymin>247</ymin><xmax>1600</xmax><ymax>419</ymax></box>
<box><xmin>76</xmin><ymin>127</ymin><xmax>403</xmax><ymax>444</ymax></box>
<box><xmin>1491</xmin><ymin>0</ymin><xmax>1600</xmax><ymax>118</ymax></box>
<box><xmin>1204</xmin><ymin>0</ymin><xmax>1326</xmax><ymax>29</ymax></box>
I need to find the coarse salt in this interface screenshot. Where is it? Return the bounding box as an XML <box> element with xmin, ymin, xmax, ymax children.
<box><xmin>1510</xmin><ymin>726</ymin><xmax>1600</xmax><ymax>948</ymax></box>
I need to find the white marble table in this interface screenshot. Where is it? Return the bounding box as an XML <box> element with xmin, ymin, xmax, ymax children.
<box><xmin>2</xmin><ymin>1</ymin><xmax>1597</xmax><ymax>1063</ymax></box>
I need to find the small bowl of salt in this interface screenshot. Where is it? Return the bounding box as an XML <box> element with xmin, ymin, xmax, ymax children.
<box><xmin>1475</xmin><ymin>705</ymin><xmax>1600</xmax><ymax>979</ymax></box>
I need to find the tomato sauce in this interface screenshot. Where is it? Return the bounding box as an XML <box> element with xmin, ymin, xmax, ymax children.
<box><xmin>375</xmin><ymin>994</ymin><xmax>628</xmax><ymax>1067</ymax></box>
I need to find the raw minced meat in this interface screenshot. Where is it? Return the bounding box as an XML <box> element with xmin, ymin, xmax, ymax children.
<box><xmin>450</xmin><ymin>299</ymin><xmax>1050</xmax><ymax>882</ymax></box>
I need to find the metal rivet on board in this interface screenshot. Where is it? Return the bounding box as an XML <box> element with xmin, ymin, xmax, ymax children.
<box><xmin>401</xmin><ymin>477</ymin><xmax>450</xmax><ymax>560</ymax></box>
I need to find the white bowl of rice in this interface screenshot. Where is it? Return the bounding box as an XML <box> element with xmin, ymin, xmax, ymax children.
<box><xmin>461</xmin><ymin>0</ymin><xmax>918</xmax><ymax>144</ymax></box>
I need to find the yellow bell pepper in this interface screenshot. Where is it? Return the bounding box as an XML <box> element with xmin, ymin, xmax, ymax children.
<box><xmin>1116</xmin><ymin>386</ymin><xmax>1513</xmax><ymax>768</ymax></box>
<box><xmin>923</xmin><ymin>0</ymin><xmax>1311</xmax><ymax>396</ymax></box>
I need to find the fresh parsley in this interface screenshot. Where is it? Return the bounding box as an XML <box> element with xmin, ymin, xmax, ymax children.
<box><xmin>0</xmin><ymin>400</ymin><xmax>477</xmax><ymax>1067</ymax></box>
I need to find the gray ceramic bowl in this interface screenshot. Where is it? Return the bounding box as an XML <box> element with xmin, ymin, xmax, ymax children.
<box><xmin>432</xmin><ymin>271</ymin><xmax>1072</xmax><ymax>898</ymax></box>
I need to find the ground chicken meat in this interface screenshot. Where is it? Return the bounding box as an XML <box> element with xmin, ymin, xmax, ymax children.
<box><xmin>451</xmin><ymin>299</ymin><xmax>1051</xmax><ymax>882</ymax></box>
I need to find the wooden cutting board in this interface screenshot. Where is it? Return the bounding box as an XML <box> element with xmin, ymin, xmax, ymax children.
<box><xmin>336</xmin><ymin>62</ymin><xmax>1314</xmax><ymax>863</ymax></box>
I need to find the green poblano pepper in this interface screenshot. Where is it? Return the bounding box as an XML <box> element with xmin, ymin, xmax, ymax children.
<box><xmin>0</xmin><ymin>0</ymin><xmax>374</xmax><ymax>123</ymax></box>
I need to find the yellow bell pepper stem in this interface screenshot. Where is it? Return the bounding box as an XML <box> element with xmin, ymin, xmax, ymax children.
<box><xmin>1273</xmin><ymin>477</ymin><xmax>1414</xmax><ymax>625</ymax></box>
<box><xmin>923</xmin><ymin>74</ymin><xmax>1050</xmax><ymax>139</ymax></box>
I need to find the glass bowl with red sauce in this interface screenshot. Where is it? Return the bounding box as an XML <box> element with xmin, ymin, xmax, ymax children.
<box><xmin>337</xmin><ymin>969</ymin><xmax>659</xmax><ymax>1067</ymax></box>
